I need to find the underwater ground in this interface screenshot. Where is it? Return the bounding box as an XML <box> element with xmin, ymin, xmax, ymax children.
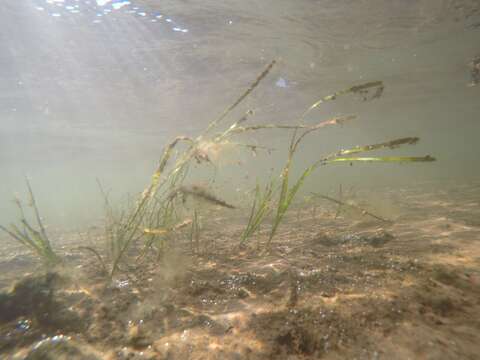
<box><xmin>1</xmin><ymin>181</ymin><xmax>479</xmax><ymax>359</ymax></box>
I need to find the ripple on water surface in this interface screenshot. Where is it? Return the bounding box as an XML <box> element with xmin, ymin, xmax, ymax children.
<box><xmin>31</xmin><ymin>0</ymin><xmax>189</xmax><ymax>33</ymax></box>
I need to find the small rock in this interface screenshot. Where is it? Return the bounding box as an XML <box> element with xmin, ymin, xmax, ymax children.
<box><xmin>128</xmin><ymin>324</ymin><xmax>151</xmax><ymax>349</ymax></box>
<box><xmin>236</xmin><ymin>288</ymin><xmax>250</xmax><ymax>299</ymax></box>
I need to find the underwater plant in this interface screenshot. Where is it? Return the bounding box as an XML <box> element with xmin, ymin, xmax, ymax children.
<box><xmin>88</xmin><ymin>59</ymin><xmax>435</xmax><ymax>273</ymax></box>
<box><xmin>265</xmin><ymin>83</ymin><xmax>380</xmax><ymax>247</ymax></box>
<box><xmin>0</xmin><ymin>178</ymin><xmax>61</xmax><ymax>267</ymax></box>
<box><xmin>241</xmin><ymin>80</ymin><xmax>435</xmax><ymax>249</ymax></box>
<box><xmin>80</xmin><ymin>179</ymin><xmax>144</xmax><ymax>278</ymax></box>
<box><xmin>311</xmin><ymin>193</ymin><xmax>391</xmax><ymax>223</ymax></box>
<box><xmin>190</xmin><ymin>208</ymin><xmax>200</xmax><ymax>254</ymax></box>
<box><xmin>95</xmin><ymin>63</ymin><xmax>277</xmax><ymax>277</ymax></box>
<box><xmin>240</xmin><ymin>180</ymin><xmax>276</xmax><ymax>246</ymax></box>
<box><xmin>266</xmin><ymin>133</ymin><xmax>434</xmax><ymax>248</ymax></box>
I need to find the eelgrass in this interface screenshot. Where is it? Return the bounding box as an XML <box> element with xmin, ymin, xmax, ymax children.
<box><xmin>265</xmin><ymin>86</ymin><xmax>381</xmax><ymax>247</ymax></box>
<box><xmin>240</xmin><ymin>180</ymin><xmax>275</xmax><ymax>246</ymax></box>
<box><xmin>263</xmin><ymin>81</ymin><xmax>434</xmax><ymax>248</ymax></box>
<box><xmin>190</xmin><ymin>209</ymin><xmax>200</xmax><ymax>254</ymax></box>
<box><xmin>94</xmin><ymin>179</ymin><xmax>142</xmax><ymax>277</ymax></box>
<box><xmin>77</xmin><ymin>246</ymin><xmax>107</xmax><ymax>274</ymax></box>
<box><xmin>311</xmin><ymin>193</ymin><xmax>391</xmax><ymax>223</ymax></box>
<box><xmin>102</xmin><ymin>139</ymin><xmax>180</xmax><ymax>278</ymax></box>
<box><xmin>0</xmin><ymin>61</ymin><xmax>436</xmax><ymax>275</ymax></box>
<box><xmin>0</xmin><ymin>178</ymin><xmax>61</xmax><ymax>267</ymax></box>
<box><xmin>103</xmin><ymin>62</ymin><xmax>279</xmax><ymax>278</ymax></box>
<box><xmin>101</xmin><ymin>60</ymin><xmax>435</xmax><ymax>270</ymax></box>
<box><xmin>326</xmin><ymin>155</ymin><xmax>435</xmax><ymax>164</ymax></box>
<box><xmin>265</xmin><ymin>135</ymin><xmax>435</xmax><ymax>248</ymax></box>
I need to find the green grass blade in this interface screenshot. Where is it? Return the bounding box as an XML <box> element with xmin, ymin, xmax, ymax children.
<box><xmin>1</xmin><ymin>224</ymin><xmax>36</xmax><ymax>252</ymax></box>
<box><xmin>25</xmin><ymin>177</ymin><xmax>50</xmax><ymax>246</ymax></box>
<box><xmin>337</xmin><ymin>137</ymin><xmax>419</xmax><ymax>156</ymax></box>
<box><xmin>268</xmin><ymin>165</ymin><xmax>313</xmax><ymax>245</ymax></box>
<box><xmin>240</xmin><ymin>181</ymin><xmax>275</xmax><ymax>245</ymax></box>
<box><xmin>326</xmin><ymin>156</ymin><xmax>436</xmax><ymax>164</ymax></box>
<box><xmin>9</xmin><ymin>223</ymin><xmax>40</xmax><ymax>251</ymax></box>
<box><xmin>301</xmin><ymin>81</ymin><xmax>383</xmax><ymax>119</ymax></box>
<box><xmin>204</xmin><ymin>60</ymin><xmax>275</xmax><ymax>134</ymax></box>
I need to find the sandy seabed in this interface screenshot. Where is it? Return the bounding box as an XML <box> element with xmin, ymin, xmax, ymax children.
<box><xmin>0</xmin><ymin>181</ymin><xmax>479</xmax><ymax>359</ymax></box>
